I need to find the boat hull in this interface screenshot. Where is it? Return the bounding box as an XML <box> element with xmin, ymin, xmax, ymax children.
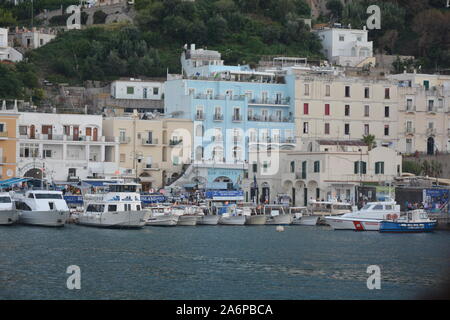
<box><xmin>177</xmin><ymin>215</ymin><xmax>198</xmax><ymax>226</ymax></box>
<box><xmin>245</xmin><ymin>215</ymin><xmax>267</xmax><ymax>225</ymax></box>
<box><xmin>198</xmin><ymin>215</ymin><xmax>220</xmax><ymax>225</ymax></box>
<box><xmin>265</xmin><ymin>214</ymin><xmax>293</xmax><ymax>225</ymax></box>
<box><xmin>0</xmin><ymin>210</ymin><xmax>19</xmax><ymax>225</ymax></box>
<box><xmin>19</xmin><ymin>210</ymin><xmax>68</xmax><ymax>227</ymax></box>
<box><xmin>380</xmin><ymin>221</ymin><xmax>437</xmax><ymax>233</ymax></box>
<box><xmin>77</xmin><ymin>211</ymin><xmax>147</xmax><ymax>228</ymax></box>
<box><xmin>146</xmin><ymin>214</ymin><xmax>179</xmax><ymax>226</ymax></box>
<box><xmin>325</xmin><ymin>217</ymin><xmax>380</xmax><ymax>231</ymax></box>
<box><xmin>292</xmin><ymin>215</ymin><xmax>319</xmax><ymax>226</ymax></box>
<box><xmin>219</xmin><ymin>215</ymin><xmax>246</xmax><ymax>225</ymax></box>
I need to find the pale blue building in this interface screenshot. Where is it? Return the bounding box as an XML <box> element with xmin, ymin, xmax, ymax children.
<box><xmin>165</xmin><ymin>45</ymin><xmax>296</xmax><ymax>188</ymax></box>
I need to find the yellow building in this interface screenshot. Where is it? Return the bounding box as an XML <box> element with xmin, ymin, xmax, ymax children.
<box><xmin>102</xmin><ymin>114</ymin><xmax>193</xmax><ymax>191</ymax></box>
<box><xmin>0</xmin><ymin>102</ymin><xmax>19</xmax><ymax>179</ymax></box>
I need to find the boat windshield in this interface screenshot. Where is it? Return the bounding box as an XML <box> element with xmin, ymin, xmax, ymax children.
<box><xmin>34</xmin><ymin>194</ymin><xmax>63</xmax><ymax>199</ymax></box>
<box><xmin>0</xmin><ymin>196</ymin><xmax>12</xmax><ymax>203</ymax></box>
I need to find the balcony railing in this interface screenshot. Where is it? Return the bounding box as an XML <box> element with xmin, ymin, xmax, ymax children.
<box><xmin>426</xmin><ymin>128</ymin><xmax>437</xmax><ymax>136</ymax></box>
<box><xmin>232</xmin><ymin>115</ymin><xmax>243</xmax><ymax>122</ymax></box>
<box><xmin>211</xmin><ymin>136</ymin><xmax>223</xmax><ymax>142</ymax></box>
<box><xmin>405</xmin><ymin>105</ymin><xmax>416</xmax><ymax>112</ymax></box>
<box><xmin>119</xmin><ymin>136</ymin><xmax>130</xmax><ymax>144</ymax></box>
<box><xmin>195</xmin><ymin>113</ymin><xmax>204</xmax><ymax>120</ymax></box>
<box><xmin>427</xmin><ymin>106</ymin><xmax>438</xmax><ymax>114</ymax></box>
<box><xmin>142</xmin><ymin>138</ymin><xmax>158</xmax><ymax>145</ymax></box>
<box><xmin>169</xmin><ymin>139</ymin><xmax>182</xmax><ymax>146</ymax></box>
<box><xmin>405</xmin><ymin>127</ymin><xmax>415</xmax><ymax>134</ymax></box>
<box><xmin>0</xmin><ymin>131</ymin><xmax>8</xmax><ymax>138</ymax></box>
<box><xmin>248</xmin><ymin>115</ymin><xmax>293</xmax><ymax>123</ymax></box>
<box><xmin>213</xmin><ymin>114</ymin><xmax>224</xmax><ymax>121</ymax></box>
<box><xmin>194</xmin><ymin>93</ymin><xmax>246</xmax><ymax>101</ymax></box>
<box><xmin>248</xmin><ymin>97</ymin><xmax>290</xmax><ymax>105</ymax></box>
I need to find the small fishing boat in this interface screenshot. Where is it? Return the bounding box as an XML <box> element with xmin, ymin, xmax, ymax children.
<box><xmin>172</xmin><ymin>205</ymin><xmax>198</xmax><ymax>226</ymax></box>
<box><xmin>290</xmin><ymin>207</ymin><xmax>319</xmax><ymax>226</ymax></box>
<box><xmin>197</xmin><ymin>206</ymin><xmax>220</xmax><ymax>225</ymax></box>
<box><xmin>0</xmin><ymin>192</ymin><xmax>18</xmax><ymax>225</ymax></box>
<box><xmin>380</xmin><ymin>210</ymin><xmax>437</xmax><ymax>233</ymax></box>
<box><xmin>145</xmin><ymin>205</ymin><xmax>179</xmax><ymax>226</ymax></box>
<box><xmin>240</xmin><ymin>205</ymin><xmax>267</xmax><ymax>225</ymax></box>
<box><xmin>264</xmin><ymin>205</ymin><xmax>293</xmax><ymax>225</ymax></box>
<box><xmin>218</xmin><ymin>204</ymin><xmax>246</xmax><ymax>225</ymax></box>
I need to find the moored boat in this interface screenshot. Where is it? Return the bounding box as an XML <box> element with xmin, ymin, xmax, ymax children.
<box><xmin>264</xmin><ymin>205</ymin><xmax>293</xmax><ymax>225</ymax></box>
<box><xmin>290</xmin><ymin>207</ymin><xmax>319</xmax><ymax>226</ymax></box>
<box><xmin>145</xmin><ymin>206</ymin><xmax>178</xmax><ymax>226</ymax></box>
<box><xmin>380</xmin><ymin>209</ymin><xmax>437</xmax><ymax>233</ymax></box>
<box><xmin>241</xmin><ymin>205</ymin><xmax>267</xmax><ymax>225</ymax></box>
<box><xmin>0</xmin><ymin>192</ymin><xmax>18</xmax><ymax>225</ymax></box>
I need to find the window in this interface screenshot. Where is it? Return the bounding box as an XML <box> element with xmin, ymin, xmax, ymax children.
<box><xmin>325</xmin><ymin>85</ymin><xmax>330</xmax><ymax>97</ymax></box>
<box><xmin>126</xmin><ymin>86</ymin><xmax>134</xmax><ymax>94</ymax></box>
<box><xmin>303</xmin><ymin>122</ymin><xmax>309</xmax><ymax>134</ymax></box>
<box><xmin>339</xmin><ymin>35</ymin><xmax>345</xmax><ymax>41</ymax></box>
<box><xmin>324</xmin><ymin>123</ymin><xmax>330</xmax><ymax>135</ymax></box>
<box><xmin>19</xmin><ymin>143</ymin><xmax>39</xmax><ymax>158</ymax></box>
<box><xmin>384</xmin><ymin>88</ymin><xmax>390</xmax><ymax>99</ymax></box>
<box><xmin>290</xmin><ymin>161</ymin><xmax>295</xmax><ymax>173</ymax></box>
<box><xmin>364</xmin><ymin>87</ymin><xmax>370</xmax><ymax>98</ymax></box>
<box><xmin>384</xmin><ymin>125</ymin><xmax>389</xmax><ymax>136</ymax></box>
<box><xmin>196</xmin><ymin>106</ymin><xmax>204</xmax><ymax>120</ymax></box>
<box><xmin>252</xmin><ymin>163</ymin><xmax>257</xmax><ymax>173</ymax></box>
<box><xmin>375</xmin><ymin>162</ymin><xmax>385</xmax><ymax>174</ymax></box>
<box><xmin>364</xmin><ymin>124</ymin><xmax>369</xmax><ymax>135</ymax></box>
<box><xmin>345</xmin><ymin>105</ymin><xmax>350</xmax><ymax>116</ymax></box>
<box><xmin>385</xmin><ymin>106</ymin><xmax>390</xmax><ymax>117</ymax></box>
<box><xmin>86</xmin><ymin>204</ymin><xmax>105</xmax><ymax>213</ymax></box>
<box><xmin>303</xmin><ymin>103</ymin><xmax>309</xmax><ymax>115</ymax></box>
<box><xmin>354</xmin><ymin>161</ymin><xmax>367</xmax><ymax>174</ymax></box>
<box><xmin>108</xmin><ymin>205</ymin><xmax>117</xmax><ymax>212</ymax></box>
<box><xmin>120</xmin><ymin>153</ymin><xmax>126</xmax><ymax>162</ymax></box>
<box><xmin>428</xmin><ymin>100</ymin><xmax>434</xmax><ymax>111</ymax></box>
<box><xmin>344</xmin><ymin>124</ymin><xmax>350</xmax><ymax>135</ymax></box>
<box><xmin>301</xmin><ymin>161</ymin><xmax>307</xmax><ymax>179</ymax></box>
<box><xmin>345</xmin><ymin>86</ymin><xmax>350</xmax><ymax>97</ymax></box>
<box><xmin>406</xmin><ymin>99</ymin><xmax>413</xmax><ymax>110</ymax></box>
<box><xmin>19</xmin><ymin>125</ymin><xmax>27</xmax><ymax>135</ymax></box>
<box><xmin>304</xmin><ymin>84</ymin><xmax>309</xmax><ymax>96</ymax></box>
<box><xmin>143</xmin><ymin>87</ymin><xmax>147</xmax><ymax>99</ymax></box>
<box><xmin>153</xmin><ymin>87</ymin><xmax>159</xmax><ymax>95</ymax></box>
<box><xmin>364</xmin><ymin>105</ymin><xmax>370</xmax><ymax>117</ymax></box>
<box><xmin>324</xmin><ymin>104</ymin><xmax>330</xmax><ymax>116</ymax></box>
<box><xmin>43</xmin><ymin>150</ymin><xmax>52</xmax><ymax>158</ymax></box>
<box><xmin>313</xmin><ymin>161</ymin><xmax>320</xmax><ymax>173</ymax></box>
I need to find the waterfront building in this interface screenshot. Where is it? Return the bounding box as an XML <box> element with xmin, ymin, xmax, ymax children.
<box><xmin>314</xmin><ymin>25</ymin><xmax>374</xmax><ymax>67</ymax></box>
<box><xmin>0</xmin><ymin>28</ymin><xmax>23</xmax><ymax>62</ymax></box>
<box><xmin>102</xmin><ymin>114</ymin><xmax>193</xmax><ymax>191</ymax></box>
<box><xmin>17</xmin><ymin>112</ymin><xmax>120</xmax><ymax>182</ymax></box>
<box><xmin>245</xmin><ymin>140</ymin><xmax>401</xmax><ymax>206</ymax></box>
<box><xmin>9</xmin><ymin>27</ymin><xmax>56</xmax><ymax>50</ymax></box>
<box><xmin>388</xmin><ymin>72</ymin><xmax>450</xmax><ymax>155</ymax></box>
<box><xmin>0</xmin><ymin>101</ymin><xmax>20</xmax><ymax>180</ymax></box>
<box><xmin>165</xmin><ymin>44</ymin><xmax>296</xmax><ymax>188</ymax></box>
<box><xmin>293</xmin><ymin>69</ymin><xmax>399</xmax><ymax>150</ymax></box>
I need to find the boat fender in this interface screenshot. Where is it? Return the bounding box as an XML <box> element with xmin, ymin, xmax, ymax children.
<box><xmin>276</xmin><ymin>226</ymin><xmax>285</xmax><ymax>232</ymax></box>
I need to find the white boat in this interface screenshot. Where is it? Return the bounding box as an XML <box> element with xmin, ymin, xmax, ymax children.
<box><xmin>240</xmin><ymin>206</ymin><xmax>267</xmax><ymax>225</ymax></box>
<box><xmin>77</xmin><ymin>183</ymin><xmax>148</xmax><ymax>228</ymax></box>
<box><xmin>14</xmin><ymin>190</ymin><xmax>69</xmax><ymax>227</ymax></box>
<box><xmin>218</xmin><ymin>205</ymin><xmax>246</xmax><ymax>225</ymax></box>
<box><xmin>264</xmin><ymin>205</ymin><xmax>293</xmax><ymax>225</ymax></box>
<box><xmin>145</xmin><ymin>206</ymin><xmax>178</xmax><ymax>226</ymax></box>
<box><xmin>197</xmin><ymin>206</ymin><xmax>219</xmax><ymax>225</ymax></box>
<box><xmin>290</xmin><ymin>207</ymin><xmax>319</xmax><ymax>226</ymax></box>
<box><xmin>308</xmin><ymin>200</ymin><xmax>354</xmax><ymax>216</ymax></box>
<box><xmin>172</xmin><ymin>205</ymin><xmax>198</xmax><ymax>226</ymax></box>
<box><xmin>325</xmin><ymin>200</ymin><xmax>401</xmax><ymax>231</ymax></box>
<box><xmin>0</xmin><ymin>192</ymin><xmax>18</xmax><ymax>225</ymax></box>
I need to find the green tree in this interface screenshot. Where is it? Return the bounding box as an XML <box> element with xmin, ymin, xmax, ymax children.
<box><xmin>326</xmin><ymin>0</ymin><xmax>343</xmax><ymax>21</ymax></box>
<box><xmin>362</xmin><ymin>134</ymin><xmax>376</xmax><ymax>151</ymax></box>
<box><xmin>402</xmin><ymin>160</ymin><xmax>422</xmax><ymax>176</ymax></box>
<box><xmin>0</xmin><ymin>8</ymin><xmax>17</xmax><ymax>27</ymax></box>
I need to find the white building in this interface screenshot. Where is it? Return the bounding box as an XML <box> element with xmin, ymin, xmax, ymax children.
<box><xmin>110</xmin><ymin>78</ymin><xmax>164</xmax><ymax>100</ymax></box>
<box><xmin>10</xmin><ymin>27</ymin><xmax>57</xmax><ymax>50</ymax></box>
<box><xmin>314</xmin><ymin>25</ymin><xmax>374</xmax><ymax>67</ymax></box>
<box><xmin>0</xmin><ymin>28</ymin><xmax>23</xmax><ymax>62</ymax></box>
<box><xmin>17</xmin><ymin>113</ymin><xmax>120</xmax><ymax>182</ymax></box>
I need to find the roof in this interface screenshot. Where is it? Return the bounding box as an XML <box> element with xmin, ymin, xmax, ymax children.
<box><xmin>317</xmin><ymin>140</ymin><xmax>368</xmax><ymax>146</ymax></box>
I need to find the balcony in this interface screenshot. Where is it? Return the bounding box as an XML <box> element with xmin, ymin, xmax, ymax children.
<box><xmin>405</xmin><ymin>105</ymin><xmax>416</xmax><ymax>113</ymax></box>
<box><xmin>213</xmin><ymin>114</ymin><xmax>224</xmax><ymax>121</ymax></box>
<box><xmin>295</xmin><ymin>172</ymin><xmax>306</xmax><ymax>180</ymax></box>
<box><xmin>193</xmin><ymin>93</ymin><xmax>246</xmax><ymax>101</ymax></box>
<box><xmin>119</xmin><ymin>136</ymin><xmax>131</xmax><ymax>144</ymax></box>
<box><xmin>232</xmin><ymin>114</ymin><xmax>243</xmax><ymax>122</ymax></box>
<box><xmin>248</xmin><ymin>97</ymin><xmax>290</xmax><ymax>106</ymax></box>
<box><xmin>426</xmin><ymin>128</ymin><xmax>437</xmax><ymax>136</ymax></box>
<box><xmin>169</xmin><ymin>139</ymin><xmax>182</xmax><ymax>146</ymax></box>
<box><xmin>405</xmin><ymin>127</ymin><xmax>415</xmax><ymax>135</ymax></box>
<box><xmin>195</xmin><ymin>113</ymin><xmax>204</xmax><ymax>121</ymax></box>
<box><xmin>232</xmin><ymin>136</ymin><xmax>242</xmax><ymax>144</ymax></box>
<box><xmin>142</xmin><ymin>138</ymin><xmax>158</xmax><ymax>145</ymax></box>
<box><xmin>143</xmin><ymin>163</ymin><xmax>160</xmax><ymax>170</ymax></box>
<box><xmin>0</xmin><ymin>131</ymin><xmax>8</xmax><ymax>139</ymax></box>
<box><xmin>211</xmin><ymin>136</ymin><xmax>223</xmax><ymax>143</ymax></box>
<box><xmin>248</xmin><ymin>115</ymin><xmax>293</xmax><ymax>123</ymax></box>
<box><xmin>426</xmin><ymin>106</ymin><xmax>438</xmax><ymax>114</ymax></box>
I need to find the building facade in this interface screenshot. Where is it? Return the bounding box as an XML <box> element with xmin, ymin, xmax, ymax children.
<box><xmin>9</xmin><ymin>27</ymin><xmax>56</xmax><ymax>50</ymax></box>
<box><xmin>111</xmin><ymin>78</ymin><xmax>164</xmax><ymax>100</ymax></box>
<box><xmin>388</xmin><ymin>73</ymin><xmax>450</xmax><ymax>155</ymax></box>
<box><xmin>102</xmin><ymin>115</ymin><xmax>193</xmax><ymax>191</ymax></box>
<box><xmin>294</xmin><ymin>71</ymin><xmax>399</xmax><ymax>150</ymax></box>
<box><xmin>17</xmin><ymin>113</ymin><xmax>119</xmax><ymax>182</ymax></box>
<box><xmin>165</xmin><ymin>45</ymin><xmax>296</xmax><ymax>188</ymax></box>
<box><xmin>0</xmin><ymin>101</ymin><xmax>19</xmax><ymax>180</ymax></box>
<box><xmin>0</xmin><ymin>28</ymin><xmax>22</xmax><ymax>62</ymax></box>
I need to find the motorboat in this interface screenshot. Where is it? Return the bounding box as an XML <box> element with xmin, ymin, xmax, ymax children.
<box><xmin>380</xmin><ymin>209</ymin><xmax>437</xmax><ymax>233</ymax></box>
<box><xmin>13</xmin><ymin>190</ymin><xmax>69</xmax><ymax>227</ymax></box>
<box><xmin>308</xmin><ymin>200</ymin><xmax>354</xmax><ymax>216</ymax></box>
<box><xmin>264</xmin><ymin>205</ymin><xmax>293</xmax><ymax>225</ymax></box>
<box><xmin>240</xmin><ymin>205</ymin><xmax>267</xmax><ymax>225</ymax></box>
<box><xmin>172</xmin><ymin>205</ymin><xmax>198</xmax><ymax>226</ymax></box>
<box><xmin>145</xmin><ymin>205</ymin><xmax>178</xmax><ymax>226</ymax></box>
<box><xmin>218</xmin><ymin>204</ymin><xmax>246</xmax><ymax>225</ymax></box>
<box><xmin>290</xmin><ymin>207</ymin><xmax>319</xmax><ymax>226</ymax></box>
<box><xmin>197</xmin><ymin>206</ymin><xmax>219</xmax><ymax>225</ymax></box>
<box><xmin>77</xmin><ymin>183</ymin><xmax>148</xmax><ymax>228</ymax></box>
<box><xmin>0</xmin><ymin>192</ymin><xmax>18</xmax><ymax>225</ymax></box>
<box><xmin>325</xmin><ymin>200</ymin><xmax>401</xmax><ymax>231</ymax></box>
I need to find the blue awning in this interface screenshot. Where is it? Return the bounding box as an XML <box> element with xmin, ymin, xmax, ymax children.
<box><xmin>0</xmin><ymin>177</ymin><xmax>30</xmax><ymax>187</ymax></box>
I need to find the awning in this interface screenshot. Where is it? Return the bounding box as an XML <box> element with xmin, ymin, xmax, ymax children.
<box><xmin>81</xmin><ymin>180</ymin><xmax>119</xmax><ymax>187</ymax></box>
<box><xmin>0</xmin><ymin>177</ymin><xmax>30</xmax><ymax>187</ymax></box>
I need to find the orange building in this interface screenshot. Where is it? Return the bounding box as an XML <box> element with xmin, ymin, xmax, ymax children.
<box><xmin>0</xmin><ymin>103</ymin><xmax>19</xmax><ymax>179</ymax></box>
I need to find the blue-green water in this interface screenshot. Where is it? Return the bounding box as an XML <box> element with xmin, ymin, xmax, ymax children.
<box><xmin>0</xmin><ymin>224</ymin><xmax>449</xmax><ymax>300</ymax></box>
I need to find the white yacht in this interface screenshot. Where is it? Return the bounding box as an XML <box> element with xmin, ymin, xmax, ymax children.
<box><xmin>218</xmin><ymin>205</ymin><xmax>246</xmax><ymax>225</ymax></box>
<box><xmin>145</xmin><ymin>205</ymin><xmax>179</xmax><ymax>226</ymax></box>
<box><xmin>0</xmin><ymin>192</ymin><xmax>18</xmax><ymax>225</ymax></box>
<box><xmin>325</xmin><ymin>200</ymin><xmax>401</xmax><ymax>231</ymax></box>
<box><xmin>290</xmin><ymin>207</ymin><xmax>319</xmax><ymax>226</ymax></box>
<box><xmin>264</xmin><ymin>205</ymin><xmax>293</xmax><ymax>225</ymax></box>
<box><xmin>14</xmin><ymin>190</ymin><xmax>69</xmax><ymax>227</ymax></box>
<box><xmin>77</xmin><ymin>183</ymin><xmax>148</xmax><ymax>228</ymax></box>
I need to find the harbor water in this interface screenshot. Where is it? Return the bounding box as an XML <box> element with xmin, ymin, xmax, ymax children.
<box><xmin>1</xmin><ymin>224</ymin><xmax>449</xmax><ymax>300</ymax></box>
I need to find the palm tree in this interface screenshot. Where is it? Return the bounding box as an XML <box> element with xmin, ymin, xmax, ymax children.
<box><xmin>362</xmin><ymin>134</ymin><xmax>376</xmax><ymax>151</ymax></box>
<box><xmin>421</xmin><ymin>160</ymin><xmax>432</xmax><ymax>176</ymax></box>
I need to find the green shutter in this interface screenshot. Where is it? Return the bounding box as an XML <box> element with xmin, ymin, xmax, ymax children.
<box><xmin>375</xmin><ymin>162</ymin><xmax>379</xmax><ymax>174</ymax></box>
<box><xmin>362</xmin><ymin>161</ymin><xmax>367</xmax><ymax>174</ymax></box>
<box><xmin>354</xmin><ymin>161</ymin><xmax>359</xmax><ymax>174</ymax></box>
<box><xmin>381</xmin><ymin>162</ymin><xmax>384</xmax><ymax>174</ymax></box>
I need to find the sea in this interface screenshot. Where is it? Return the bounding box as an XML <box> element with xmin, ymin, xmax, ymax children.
<box><xmin>1</xmin><ymin>224</ymin><xmax>449</xmax><ymax>300</ymax></box>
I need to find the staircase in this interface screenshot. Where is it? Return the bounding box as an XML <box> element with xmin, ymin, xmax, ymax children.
<box><xmin>166</xmin><ymin>163</ymin><xmax>195</xmax><ymax>188</ymax></box>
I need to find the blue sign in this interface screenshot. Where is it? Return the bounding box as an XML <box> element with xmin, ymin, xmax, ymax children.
<box><xmin>141</xmin><ymin>195</ymin><xmax>166</xmax><ymax>204</ymax></box>
<box><xmin>205</xmin><ymin>190</ymin><xmax>244</xmax><ymax>200</ymax></box>
<box><xmin>424</xmin><ymin>188</ymin><xmax>449</xmax><ymax>213</ymax></box>
<box><xmin>64</xmin><ymin>195</ymin><xmax>83</xmax><ymax>204</ymax></box>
